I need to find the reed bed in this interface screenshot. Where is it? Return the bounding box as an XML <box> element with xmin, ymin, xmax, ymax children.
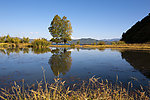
<box><xmin>0</xmin><ymin>76</ymin><xmax>149</xmax><ymax>100</ymax></box>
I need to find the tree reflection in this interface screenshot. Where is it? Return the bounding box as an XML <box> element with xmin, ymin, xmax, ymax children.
<box><xmin>49</xmin><ymin>48</ymin><xmax>72</xmax><ymax>76</ymax></box>
<box><xmin>6</xmin><ymin>48</ymin><xmax>21</xmax><ymax>55</ymax></box>
<box><xmin>121</xmin><ymin>50</ymin><xmax>150</xmax><ymax>78</ymax></box>
<box><xmin>0</xmin><ymin>49</ymin><xmax>6</xmax><ymax>54</ymax></box>
<box><xmin>32</xmin><ymin>48</ymin><xmax>51</xmax><ymax>54</ymax></box>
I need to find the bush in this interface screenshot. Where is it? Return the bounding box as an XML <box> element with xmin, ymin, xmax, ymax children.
<box><xmin>117</xmin><ymin>41</ymin><xmax>126</xmax><ymax>45</ymax></box>
<box><xmin>32</xmin><ymin>39</ymin><xmax>51</xmax><ymax>48</ymax></box>
<box><xmin>14</xmin><ymin>37</ymin><xmax>21</xmax><ymax>44</ymax></box>
<box><xmin>98</xmin><ymin>41</ymin><xmax>106</xmax><ymax>45</ymax></box>
<box><xmin>70</xmin><ymin>43</ymin><xmax>75</xmax><ymax>47</ymax></box>
<box><xmin>76</xmin><ymin>40</ymin><xmax>80</xmax><ymax>45</ymax></box>
<box><xmin>93</xmin><ymin>42</ymin><xmax>96</xmax><ymax>45</ymax></box>
<box><xmin>0</xmin><ymin>36</ymin><xmax>6</xmax><ymax>43</ymax></box>
<box><xmin>111</xmin><ymin>41</ymin><xmax>116</xmax><ymax>45</ymax></box>
<box><xmin>111</xmin><ymin>41</ymin><xmax>126</xmax><ymax>45</ymax></box>
<box><xmin>0</xmin><ymin>35</ymin><xmax>21</xmax><ymax>43</ymax></box>
<box><xmin>21</xmin><ymin>37</ymin><xmax>29</xmax><ymax>43</ymax></box>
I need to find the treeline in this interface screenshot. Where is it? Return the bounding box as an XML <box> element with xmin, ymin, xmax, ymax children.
<box><xmin>71</xmin><ymin>41</ymin><xmax>126</xmax><ymax>47</ymax></box>
<box><xmin>0</xmin><ymin>35</ymin><xmax>51</xmax><ymax>48</ymax></box>
<box><xmin>121</xmin><ymin>13</ymin><xmax>150</xmax><ymax>43</ymax></box>
<box><xmin>0</xmin><ymin>35</ymin><xmax>29</xmax><ymax>43</ymax></box>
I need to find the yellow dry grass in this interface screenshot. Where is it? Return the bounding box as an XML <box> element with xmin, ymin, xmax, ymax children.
<box><xmin>0</xmin><ymin>76</ymin><xmax>149</xmax><ymax>100</ymax></box>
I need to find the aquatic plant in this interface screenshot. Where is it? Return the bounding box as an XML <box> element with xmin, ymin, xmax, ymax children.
<box><xmin>0</xmin><ymin>76</ymin><xmax>149</xmax><ymax>100</ymax></box>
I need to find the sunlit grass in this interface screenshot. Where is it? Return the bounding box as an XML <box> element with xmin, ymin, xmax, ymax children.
<box><xmin>0</xmin><ymin>76</ymin><xmax>149</xmax><ymax>100</ymax></box>
<box><xmin>49</xmin><ymin>44</ymin><xmax>150</xmax><ymax>49</ymax></box>
<box><xmin>0</xmin><ymin>43</ymin><xmax>32</xmax><ymax>48</ymax></box>
<box><xmin>1</xmin><ymin>43</ymin><xmax>150</xmax><ymax>50</ymax></box>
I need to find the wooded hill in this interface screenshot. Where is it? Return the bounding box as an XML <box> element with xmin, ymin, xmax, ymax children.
<box><xmin>121</xmin><ymin>13</ymin><xmax>150</xmax><ymax>43</ymax></box>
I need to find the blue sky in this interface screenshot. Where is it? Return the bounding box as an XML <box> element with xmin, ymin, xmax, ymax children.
<box><xmin>0</xmin><ymin>0</ymin><xmax>150</xmax><ymax>40</ymax></box>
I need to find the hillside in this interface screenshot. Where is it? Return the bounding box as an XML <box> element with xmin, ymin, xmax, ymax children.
<box><xmin>121</xmin><ymin>13</ymin><xmax>150</xmax><ymax>43</ymax></box>
<box><xmin>70</xmin><ymin>38</ymin><xmax>120</xmax><ymax>44</ymax></box>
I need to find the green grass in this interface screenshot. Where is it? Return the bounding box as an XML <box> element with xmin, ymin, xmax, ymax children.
<box><xmin>0</xmin><ymin>76</ymin><xmax>149</xmax><ymax>100</ymax></box>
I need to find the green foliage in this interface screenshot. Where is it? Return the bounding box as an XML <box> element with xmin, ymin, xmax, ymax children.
<box><xmin>5</xmin><ymin>35</ymin><xmax>12</xmax><ymax>43</ymax></box>
<box><xmin>97</xmin><ymin>41</ymin><xmax>106</xmax><ymax>45</ymax></box>
<box><xmin>21</xmin><ymin>37</ymin><xmax>29</xmax><ymax>43</ymax></box>
<box><xmin>60</xmin><ymin>16</ymin><xmax>72</xmax><ymax>44</ymax></box>
<box><xmin>93</xmin><ymin>42</ymin><xmax>96</xmax><ymax>45</ymax></box>
<box><xmin>111</xmin><ymin>41</ymin><xmax>116</xmax><ymax>45</ymax></box>
<box><xmin>111</xmin><ymin>41</ymin><xmax>126</xmax><ymax>45</ymax></box>
<box><xmin>121</xmin><ymin>13</ymin><xmax>150</xmax><ymax>43</ymax></box>
<box><xmin>50</xmin><ymin>38</ymin><xmax>61</xmax><ymax>44</ymax></box>
<box><xmin>77</xmin><ymin>40</ymin><xmax>80</xmax><ymax>45</ymax></box>
<box><xmin>0</xmin><ymin>35</ymin><xmax>21</xmax><ymax>44</ymax></box>
<box><xmin>14</xmin><ymin>37</ymin><xmax>20</xmax><ymax>44</ymax></box>
<box><xmin>70</xmin><ymin>43</ymin><xmax>75</xmax><ymax>47</ymax></box>
<box><xmin>0</xmin><ymin>36</ymin><xmax>6</xmax><ymax>43</ymax></box>
<box><xmin>31</xmin><ymin>39</ymin><xmax>51</xmax><ymax>48</ymax></box>
<box><xmin>117</xmin><ymin>41</ymin><xmax>126</xmax><ymax>44</ymax></box>
<box><xmin>48</xmin><ymin>15</ymin><xmax>72</xmax><ymax>44</ymax></box>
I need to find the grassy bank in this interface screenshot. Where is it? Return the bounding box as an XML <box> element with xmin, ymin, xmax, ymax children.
<box><xmin>1</xmin><ymin>43</ymin><xmax>150</xmax><ymax>50</ymax></box>
<box><xmin>0</xmin><ymin>43</ymin><xmax>32</xmax><ymax>48</ymax></box>
<box><xmin>49</xmin><ymin>44</ymin><xmax>150</xmax><ymax>49</ymax></box>
<box><xmin>0</xmin><ymin>77</ymin><xmax>149</xmax><ymax>100</ymax></box>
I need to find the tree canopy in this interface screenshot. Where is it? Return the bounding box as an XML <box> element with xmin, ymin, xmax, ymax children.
<box><xmin>48</xmin><ymin>15</ymin><xmax>72</xmax><ymax>44</ymax></box>
<box><xmin>121</xmin><ymin>13</ymin><xmax>150</xmax><ymax>43</ymax></box>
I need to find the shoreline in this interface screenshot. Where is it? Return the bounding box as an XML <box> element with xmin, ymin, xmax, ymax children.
<box><xmin>1</xmin><ymin>43</ymin><xmax>150</xmax><ymax>50</ymax></box>
<box><xmin>49</xmin><ymin>44</ymin><xmax>150</xmax><ymax>50</ymax></box>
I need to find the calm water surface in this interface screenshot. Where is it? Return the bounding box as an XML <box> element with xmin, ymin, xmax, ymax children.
<box><xmin>0</xmin><ymin>48</ymin><xmax>150</xmax><ymax>89</ymax></box>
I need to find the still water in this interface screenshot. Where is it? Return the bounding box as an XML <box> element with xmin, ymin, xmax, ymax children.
<box><xmin>0</xmin><ymin>48</ymin><xmax>150</xmax><ymax>89</ymax></box>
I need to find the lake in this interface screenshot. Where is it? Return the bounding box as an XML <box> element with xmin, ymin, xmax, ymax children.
<box><xmin>0</xmin><ymin>47</ymin><xmax>150</xmax><ymax>90</ymax></box>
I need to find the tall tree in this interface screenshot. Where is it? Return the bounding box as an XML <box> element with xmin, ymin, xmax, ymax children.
<box><xmin>48</xmin><ymin>15</ymin><xmax>62</xmax><ymax>44</ymax></box>
<box><xmin>61</xmin><ymin>16</ymin><xmax>72</xmax><ymax>44</ymax></box>
<box><xmin>48</xmin><ymin>15</ymin><xmax>72</xmax><ymax>44</ymax></box>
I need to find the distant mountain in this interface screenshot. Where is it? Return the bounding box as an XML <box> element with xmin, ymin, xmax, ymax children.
<box><xmin>101</xmin><ymin>38</ymin><xmax>120</xmax><ymax>42</ymax></box>
<box><xmin>69</xmin><ymin>38</ymin><xmax>120</xmax><ymax>44</ymax></box>
<box><xmin>121</xmin><ymin>13</ymin><xmax>150</xmax><ymax>43</ymax></box>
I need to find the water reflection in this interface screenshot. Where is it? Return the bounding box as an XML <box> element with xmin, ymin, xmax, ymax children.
<box><xmin>32</xmin><ymin>48</ymin><xmax>51</xmax><ymax>54</ymax></box>
<box><xmin>48</xmin><ymin>48</ymin><xmax>72</xmax><ymax>76</ymax></box>
<box><xmin>0</xmin><ymin>47</ymin><xmax>53</xmax><ymax>55</ymax></box>
<box><xmin>121</xmin><ymin>50</ymin><xmax>150</xmax><ymax>78</ymax></box>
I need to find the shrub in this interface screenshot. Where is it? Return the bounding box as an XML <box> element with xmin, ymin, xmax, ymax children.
<box><xmin>98</xmin><ymin>41</ymin><xmax>106</xmax><ymax>45</ymax></box>
<box><xmin>70</xmin><ymin>43</ymin><xmax>75</xmax><ymax>47</ymax></box>
<box><xmin>14</xmin><ymin>37</ymin><xmax>21</xmax><ymax>44</ymax></box>
<box><xmin>32</xmin><ymin>39</ymin><xmax>51</xmax><ymax>48</ymax></box>
<box><xmin>76</xmin><ymin>40</ymin><xmax>80</xmax><ymax>45</ymax></box>
<box><xmin>117</xmin><ymin>41</ymin><xmax>126</xmax><ymax>45</ymax></box>
<box><xmin>21</xmin><ymin>37</ymin><xmax>29</xmax><ymax>43</ymax></box>
<box><xmin>0</xmin><ymin>36</ymin><xmax>6</xmax><ymax>43</ymax></box>
<box><xmin>111</xmin><ymin>41</ymin><xmax>126</xmax><ymax>45</ymax></box>
<box><xmin>111</xmin><ymin>41</ymin><xmax>117</xmax><ymax>45</ymax></box>
<box><xmin>93</xmin><ymin>42</ymin><xmax>96</xmax><ymax>45</ymax></box>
